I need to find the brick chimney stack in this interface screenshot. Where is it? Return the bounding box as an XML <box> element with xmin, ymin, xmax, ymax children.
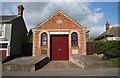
<box><xmin>106</xmin><ymin>21</ymin><xmax>110</xmax><ymax>31</ymax></box>
<box><xmin>17</xmin><ymin>5</ymin><xmax>24</xmax><ymax>16</ymax></box>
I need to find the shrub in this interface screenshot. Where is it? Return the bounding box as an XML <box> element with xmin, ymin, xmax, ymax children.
<box><xmin>94</xmin><ymin>40</ymin><xmax>120</xmax><ymax>58</ymax></box>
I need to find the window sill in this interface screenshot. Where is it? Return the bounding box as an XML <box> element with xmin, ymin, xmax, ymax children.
<box><xmin>71</xmin><ymin>46</ymin><xmax>79</xmax><ymax>49</ymax></box>
<box><xmin>0</xmin><ymin>36</ymin><xmax>5</xmax><ymax>38</ymax></box>
<box><xmin>40</xmin><ymin>46</ymin><xmax>48</xmax><ymax>48</ymax></box>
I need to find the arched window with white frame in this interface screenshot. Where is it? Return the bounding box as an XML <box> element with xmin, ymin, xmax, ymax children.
<box><xmin>41</xmin><ymin>32</ymin><xmax>47</xmax><ymax>46</ymax></box>
<box><xmin>71</xmin><ymin>32</ymin><xmax>78</xmax><ymax>47</ymax></box>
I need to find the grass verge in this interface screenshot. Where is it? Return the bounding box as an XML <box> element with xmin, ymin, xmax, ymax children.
<box><xmin>111</xmin><ymin>57</ymin><xmax>120</xmax><ymax>68</ymax></box>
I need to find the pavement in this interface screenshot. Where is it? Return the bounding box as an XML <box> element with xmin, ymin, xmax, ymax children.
<box><xmin>2</xmin><ymin>55</ymin><xmax>120</xmax><ymax>76</ymax></box>
<box><xmin>2</xmin><ymin>63</ymin><xmax>119</xmax><ymax>76</ymax></box>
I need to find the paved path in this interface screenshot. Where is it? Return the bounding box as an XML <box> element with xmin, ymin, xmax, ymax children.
<box><xmin>38</xmin><ymin>61</ymin><xmax>81</xmax><ymax>71</ymax></box>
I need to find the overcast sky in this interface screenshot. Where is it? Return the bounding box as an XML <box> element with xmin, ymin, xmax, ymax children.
<box><xmin>1</xmin><ymin>1</ymin><xmax>119</xmax><ymax>37</ymax></box>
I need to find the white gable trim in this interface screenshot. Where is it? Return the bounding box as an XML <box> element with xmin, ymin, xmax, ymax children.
<box><xmin>35</xmin><ymin>11</ymin><xmax>84</xmax><ymax>29</ymax></box>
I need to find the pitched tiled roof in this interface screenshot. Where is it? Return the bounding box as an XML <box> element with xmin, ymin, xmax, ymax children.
<box><xmin>0</xmin><ymin>15</ymin><xmax>18</xmax><ymax>23</ymax></box>
<box><xmin>96</xmin><ymin>27</ymin><xmax>120</xmax><ymax>40</ymax></box>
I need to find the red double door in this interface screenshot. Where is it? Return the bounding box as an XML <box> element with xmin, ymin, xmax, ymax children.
<box><xmin>51</xmin><ymin>35</ymin><xmax>69</xmax><ymax>60</ymax></box>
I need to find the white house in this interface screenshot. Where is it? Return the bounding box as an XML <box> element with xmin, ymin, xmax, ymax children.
<box><xmin>95</xmin><ymin>21</ymin><xmax>120</xmax><ymax>41</ymax></box>
<box><xmin>0</xmin><ymin>5</ymin><xmax>27</xmax><ymax>61</ymax></box>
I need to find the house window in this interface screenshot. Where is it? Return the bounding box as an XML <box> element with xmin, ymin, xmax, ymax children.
<box><xmin>0</xmin><ymin>43</ymin><xmax>8</xmax><ymax>48</ymax></box>
<box><xmin>0</xmin><ymin>24</ymin><xmax>5</xmax><ymax>38</ymax></box>
<box><xmin>41</xmin><ymin>32</ymin><xmax>47</xmax><ymax>46</ymax></box>
<box><xmin>71</xmin><ymin>32</ymin><xmax>78</xmax><ymax>47</ymax></box>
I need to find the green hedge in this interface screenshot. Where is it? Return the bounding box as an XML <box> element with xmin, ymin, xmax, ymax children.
<box><xmin>94</xmin><ymin>40</ymin><xmax>120</xmax><ymax>58</ymax></box>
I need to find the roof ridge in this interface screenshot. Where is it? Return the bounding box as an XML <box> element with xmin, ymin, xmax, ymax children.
<box><xmin>0</xmin><ymin>15</ymin><xmax>19</xmax><ymax>23</ymax></box>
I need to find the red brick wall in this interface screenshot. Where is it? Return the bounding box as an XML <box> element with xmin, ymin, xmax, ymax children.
<box><xmin>36</xmin><ymin>12</ymin><xmax>82</xmax><ymax>30</ymax></box>
<box><xmin>33</xmin><ymin>11</ymin><xmax>86</xmax><ymax>57</ymax></box>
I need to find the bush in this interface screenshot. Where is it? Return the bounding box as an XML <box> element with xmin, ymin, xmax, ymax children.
<box><xmin>94</xmin><ymin>40</ymin><xmax>120</xmax><ymax>58</ymax></box>
<box><xmin>104</xmin><ymin>51</ymin><xmax>120</xmax><ymax>58</ymax></box>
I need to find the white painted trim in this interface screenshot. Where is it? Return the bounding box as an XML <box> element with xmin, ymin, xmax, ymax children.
<box><xmin>39</xmin><ymin>31</ymin><xmax>50</xmax><ymax>57</ymax></box>
<box><xmin>0</xmin><ymin>24</ymin><xmax>5</xmax><ymax>38</ymax></box>
<box><xmin>35</xmin><ymin>29</ymin><xmax>82</xmax><ymax>31</ymax></box>
<box><xmin>0</xmin><ymin>48</ymin><xmax>8</xmax><ymax>50</ymax></box>
<box><xmin>0</xmin><ymin>41</ymin><xmax>10</xmax><ymax>43</ymax></box>
<box><xmin>39</xmin><ymin>30</ymin><xmax>49</xmax><ymax>48</ymax></box>
<box><xmin>69</xmin><ymin>30</ymin><xmax>80</xmax><ymax>48</ymax></box>
<box><xmin>113</xmin><ymin>37</ymin><xmax>120</xmax><ymax>40</ymax></box>
<box><xmin>35</xmin><ymin>11</ymin><xmax>84</xmax><ymax>30</ymax></box>
<box><xmin>82</xmin><ymin>28</ymin><xmax>86</xmax><ymax>55</ymax></box>
<box><xmin>50</xmin><ymin>32</ymin><xmax>69</xmax><ymax>35</ymax></box>
<box><xmin>32</xmin><ymin>29</ymin><xmax>35</xmax><ymax>56</ymax></box>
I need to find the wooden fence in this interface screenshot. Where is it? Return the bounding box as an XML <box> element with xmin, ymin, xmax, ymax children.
<box><xmin>86</xmin><ymin>42</ymin><xmax>94</xmax><ymax>55</ymax></box>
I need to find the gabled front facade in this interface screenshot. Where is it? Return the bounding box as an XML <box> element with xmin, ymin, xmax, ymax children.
<box><xmin>32</xmin><ymin>11</ymin><xmax>86</xmax><ymax>61</ymax></box>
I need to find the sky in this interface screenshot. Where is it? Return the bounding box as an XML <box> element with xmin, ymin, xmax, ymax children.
<box><xmin>0</xmin><ymin>0</ymin><xmax>119</xmax><ymax>37</ymax></box>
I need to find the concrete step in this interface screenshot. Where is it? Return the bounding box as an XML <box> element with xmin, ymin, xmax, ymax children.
<box><xmin>2</xmin><ymin>56</ymin><xmax>50</xmax><ymax>72</ymax></box>
<box><xmin>70</xmin><ymin>55</ymin><xmax>112</xmax><ymax>69</ymax></box>
<box><xmin>3</xmin><ymin>64</ymin><xmax>34</xmax><ymax>72</ymax></box>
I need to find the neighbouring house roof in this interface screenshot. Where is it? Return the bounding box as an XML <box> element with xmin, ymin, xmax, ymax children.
<box><xmin>95</xmin><ymin>26</ymin><xmax>120</xmax><ymax>40</ymax></box>
<box><xmin>0</xmin><ymin>15</ymin><xmax>18</xmax><ymax>23</ymax></box>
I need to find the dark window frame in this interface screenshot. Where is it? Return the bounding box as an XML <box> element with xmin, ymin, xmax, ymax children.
<box><xmin>41</xmin><ymin>32</ymin><xmax>48</xmax><ymax>47</ymax></box>
<box><xmin>71</xmin><ymin>32</ymin><xmax>78</xmax><ymax>47</ymax></box>
<box><xmin>0</xmin><ymin>43</ymin><xmax>8</xmax><ymax>48</ymax></box>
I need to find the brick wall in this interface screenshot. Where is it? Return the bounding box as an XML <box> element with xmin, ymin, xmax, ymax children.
<box><xmin>32</xmin><ymin>11</ymin><xmax>86</xmax><ymax>59</ymax></box>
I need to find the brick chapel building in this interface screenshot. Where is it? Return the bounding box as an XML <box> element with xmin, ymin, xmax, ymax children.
<box><xmin>31</xmin><ymin>11</ymin><xmax>86</xmax><ymax>61</ymax></box>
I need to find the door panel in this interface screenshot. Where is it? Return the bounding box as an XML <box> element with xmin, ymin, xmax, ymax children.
<box><xmin>51</xmin><ymin>35</ymin><xmax>69</xmax><ymax>60</ymax></box>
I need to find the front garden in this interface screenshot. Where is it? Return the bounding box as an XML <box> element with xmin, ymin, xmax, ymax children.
<box><xmin>94</xmin><ymin>40</ymin><xmax>120</xmax><ymax>67</ymax></box>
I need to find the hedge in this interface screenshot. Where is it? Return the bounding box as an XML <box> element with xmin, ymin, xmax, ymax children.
<box><xmin>94</xmin><ymin>40</ymin><xmax>120</xmax><ymax>58</ymax></box>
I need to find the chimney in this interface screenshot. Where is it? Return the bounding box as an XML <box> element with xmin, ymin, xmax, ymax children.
<box><xmin>17</xmin><ymin>4</ymin><xmax>24</xmax><ymax>16</ymax></box>
<box><xmin>106</xmin><ymin>21</ymin><xmax>109</xmax><ymax>31</ymax></box>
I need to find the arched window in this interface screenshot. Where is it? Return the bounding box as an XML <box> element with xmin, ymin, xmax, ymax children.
<box><xmin>71</xmin><ymin>32</ymin><xmax>78</xmax><ymax>46</ymax></box>
<box><xmin>41</xmin><ymin>32</ymin><xmax>47</xmax><ymax>46</ymax></box>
